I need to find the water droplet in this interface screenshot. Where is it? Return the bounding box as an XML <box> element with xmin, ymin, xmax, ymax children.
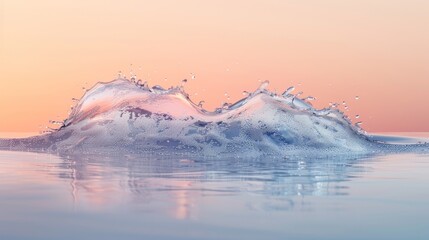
<box><xmin>117</xmin><ymin>71</ymin><xmax>122</xmax><ymax>78</ymax></box>
<box><xmin>224</xmin><ymin>92</ymin><xmax>230</xmax><ymax>100</ymax></box>
<box><xmin>329</xmin><ymin>102</ymin><xmax>339</xmax><ymax>108</ymax></box>
<box><xmin>136</xmin><ymin>80</ymin><xmax>148</xmax><ymax>89</ymax></box>
<box><xmin>130</xmin><ymin>75</ymin><xmax>137</xmax><ymax>82</ymax></box>
<box><xmin>182</xmin><ymin>79</ymin><xmax>188</xmax><ymax>84</ymax></box>
<box><xmin>242</xmin><ymin>91</ymin><xmax>250</xmax><ymax>96</ymax></box>
<box><xmin>49</xmin><ymin>120</ymin><xmax>63</xmax><ymax>125</ymax></box>
<box><xmin>342</xmin><ymin>101</ymin><xmax>346</xmax><ymax>105</ymax></box>
<box><xmin>305</xmin><ymin>96</ymin><xmax>316</xmax><ymax>101</ymax></box>
<box><xmin>355</xmin><ymin>115</ymin><xmax>360</xmax><ymax>119</ymax></box>
<box><xmin>355</xmin><ymin>96</ymin><xmax>359</xmax><ymax>100</ymax></box>
<box><xmin>258</xmin><ymin>80</ymin><xmax>270</xmax><ymax>91</ymax></box>
<box><xmin>355</xmin><ymin>121</ymin><xmax>363</xmax><ymax>126</ymax></box>
<box><xmin>143</xmin><ymin>81</ymin><xmax>149</xmax><ymax>89</ymax></box>
<box><xmin>282</xmin><ymin>86</ymin><xmax>295</xmax><ymax>97</ymax></box>
<box><xmin>190</xmin><ymin>73</ymin><xmax>196</xmax><ymax>80</ymax></box>
<box><xmin>222</xmin><ymin>102</ymin><xmax>230</xmax><ymax>109</ymax></box>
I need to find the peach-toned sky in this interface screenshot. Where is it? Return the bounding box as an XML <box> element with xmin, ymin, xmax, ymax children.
<box><xmin>0</xmin><ymin>0</ymin><xmax>428</xmax><ymax>133</ymax></box>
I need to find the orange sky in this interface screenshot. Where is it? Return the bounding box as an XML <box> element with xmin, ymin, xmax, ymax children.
<box><xmin>0</xmin><ymin>0</ymin><xmax>428</xmax><ymax>133</ymax></box>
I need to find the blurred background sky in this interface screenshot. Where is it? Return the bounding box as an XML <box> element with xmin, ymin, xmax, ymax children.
<box><xmin>0</xmin><ymin>0</ymin><xmax>428</xmax><ymax>132</ymax></box>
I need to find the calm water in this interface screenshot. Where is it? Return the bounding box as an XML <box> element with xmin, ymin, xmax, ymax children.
<box><xmin>1</xmin><ymin>140</ymin><xmax>429</xmax><ymax>239</ymax></box>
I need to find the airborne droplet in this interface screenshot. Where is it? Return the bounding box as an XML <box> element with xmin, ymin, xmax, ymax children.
<box><xmin>355</xmin><ymin>115</ymin><xmax>360</xmax><ymax>119</ymax></box>
<box><xmin>224</xmin><ymin>92</ymin><xmax>230</xmax><ymax>100</ymax></box>
<box><xmin>282</xmin><ymin>86</ymin><xmax>295</xmax><ymax>97</ymax></box>
<box><xmin>355</xmin><ymin>96</ymin><xmax>359</xmax><ymax>100</ymax></box>
<box><xmin>329</xmin><ymin>102</ymin><xmax>339</xmax><ymax>108</ymax></box>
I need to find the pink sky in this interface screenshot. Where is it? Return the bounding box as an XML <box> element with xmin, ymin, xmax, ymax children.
<box><xmin>0</xmin><ymin>0</ymin><xmax>428</xmax><ymax>132</ymax></box>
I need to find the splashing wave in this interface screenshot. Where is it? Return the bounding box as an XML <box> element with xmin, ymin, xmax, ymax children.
<box><xmin>0</xmin><ymin>78</ymin><xmax>427</xmax><ymax>157</ymax></box>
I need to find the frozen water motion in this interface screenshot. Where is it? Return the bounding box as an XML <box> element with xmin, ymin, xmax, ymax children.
<box><xmin>0</xmin><ymin>78</ymin><xmax>427</xmax><ymax>157</ymax></box>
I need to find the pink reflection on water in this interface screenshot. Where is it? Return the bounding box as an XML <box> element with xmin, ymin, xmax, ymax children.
<box><xmin>173</xmin><ymin>180</ymin><xmax>193</xmax><ymax>220</ymax></box>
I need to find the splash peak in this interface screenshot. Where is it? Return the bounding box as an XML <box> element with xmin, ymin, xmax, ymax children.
<box><xmin>2</xmin><ymin>77</ymin><xmax>416</xmax><ymax>157</ymax></box>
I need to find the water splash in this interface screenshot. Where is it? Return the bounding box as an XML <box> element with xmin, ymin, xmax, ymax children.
<box><xmin>304</xmin><ymin>96</ymin><xmax>316</xmax><ymax>101</ymax></box>
<box><xmin>282</xmin><ymin>86</ymin><xmax>295</xmax><ymax>97</ymax></box>
<box><xmin>0</xmin><ymin>77</ymin><xmax>427</xmax><ymax>157</ymax></box>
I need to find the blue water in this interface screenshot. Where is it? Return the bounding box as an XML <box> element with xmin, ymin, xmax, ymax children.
<box><xmin>1</xmin><ymin>143</ymin><xmax>429</xmax><ymax>239</ymax></box>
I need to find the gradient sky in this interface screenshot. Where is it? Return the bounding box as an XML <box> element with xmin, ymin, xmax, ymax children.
<box><xmin>0</xmin><ymin>0</ymin><xmax>428</xmax><ymax>133</ymax></box>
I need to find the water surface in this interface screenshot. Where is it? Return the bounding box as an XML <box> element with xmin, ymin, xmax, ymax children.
<box><xmin>1</xmin><ymin>147</ymin><xmax>429</xmax><ymax>239</ymax></box>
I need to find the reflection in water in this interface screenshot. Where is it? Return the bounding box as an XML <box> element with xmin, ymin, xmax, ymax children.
<box><xmin>58</xmin><ymin>154</ymin><xmax>369</xmax><ymax>218</ymax></box>
<box><xmin>2</xmin><ymin>150</ymin><xmax>429</xmax><ymax>240</ymax></box>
